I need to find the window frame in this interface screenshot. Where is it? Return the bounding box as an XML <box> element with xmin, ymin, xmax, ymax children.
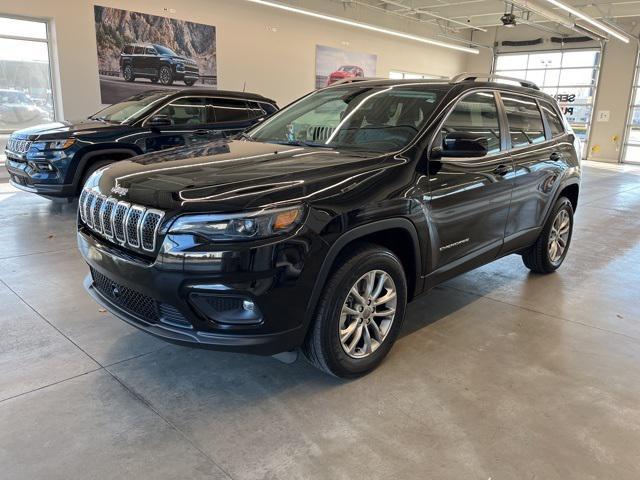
<box><xmin>429</xmin><ymin>89</ymin><xmax>508</xmax><ymax>158</ymax></box>
<box><xmin>539</xmin><ymin>99</ymin><xmax>566</xmax><ymax>138</ymax></box>
<box><xmin>622</xmin><ymin>49</ymin><xmax>640</xmax><ymax>164</ymax></box>
<box><xmin>492</xmin><ymin>47</ymin><xmax>602</xmax><ymax>153</ymax></box>
<box><xmin>0</xmin><ymin>13</ymin><xmax>59</xmax><ymax>132</ymax></box>
<box><xmin>498</xmin><ymin>91</ymin><xmax>548</xmax><ymax>148</ymax></box>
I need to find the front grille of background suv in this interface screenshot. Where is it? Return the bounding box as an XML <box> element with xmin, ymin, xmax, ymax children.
<box><xmin>79</xmin><ymin>187</ymin><xmax>165</xmax><ymax>253</ymax></box>
<box><xmin>6</xmin><ymin>137</ymin><xmax>32</xmax><ymax>155</ymax></box>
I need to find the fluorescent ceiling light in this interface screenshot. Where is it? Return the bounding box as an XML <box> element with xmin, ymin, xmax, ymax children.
<box><xmin>541</xmin><ymin>0</ymin><xmax>630</xmax><ymax>43</ymax></box>
<box><xmin>245</xmin><ymin>0</ymin><xmax>480</xmax><ymax>54</ymax></box>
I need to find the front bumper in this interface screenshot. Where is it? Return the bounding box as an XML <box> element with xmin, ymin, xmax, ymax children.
<box><xmin>5</xmin><ymin>151</ymin><xmax>76</xmax><ymax>197</ymax></box>
<box><xmin>78</xmin><ymin>228</ymin><xmax>324</xmax><ymax>355</ymax></box>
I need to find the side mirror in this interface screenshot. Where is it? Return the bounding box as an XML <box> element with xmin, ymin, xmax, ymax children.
<box><xmin>147</xmin><ymin>115</ymin><xmax>172</xmax><ymax>127</ymax></box>
<box><xmin>434</xmin><ymin>132</ymin><xmax>488</xmax><ymax>158</ymax></box>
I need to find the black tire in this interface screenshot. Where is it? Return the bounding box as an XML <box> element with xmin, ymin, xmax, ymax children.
<box><xmin>79</xmin><ymin>160</ymin><xmax>113</xmax><ymax>191</ymax></box>
<box><xmin>158</xmin><ymin>66</ymin><xmax>174</xmax><ymax>85</ymax></box>
<box><xmin>184</xmin><ymin>78</ymin><xmax>196</xmax><ymax>86</ymax></box>
<box><xmin>522</xmin><ymin>196</ymin><xmax>574</xmax><ymax>274</ymax></box>
<box><xmin>150</xmin><ymin>76</ymin><xmax>159</xmax><ymax>83</ymax></box>
<box><xmin>302</xmin><ymin>243</ymin><xmax>407</xmax><ymax>378</ymax></box>
<box><xmin>123</xmin><ymin>65</ymin><xmax>135</xmax><ymax>82</ymax></box>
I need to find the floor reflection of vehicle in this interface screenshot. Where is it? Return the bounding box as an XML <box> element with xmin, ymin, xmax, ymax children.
<box><xmin>4</xmin><ymin>88</ymin><xmax>278</xmax><ymax>198</ymax></box>
<box><xmin>0</xmin><ymin>89</ymin><xmax>51</xmax><ymax>130</ymax></box>
<box><xmin>326</xmin><ymin>65</ymin><xmax>365</xmax><ymax>86</ymax></box>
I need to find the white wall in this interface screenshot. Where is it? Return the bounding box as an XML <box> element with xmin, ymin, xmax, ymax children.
<box><xmin>0</xmin><ymin>0</ymin><xmax>471</xmax><ymax>121</ymax></box>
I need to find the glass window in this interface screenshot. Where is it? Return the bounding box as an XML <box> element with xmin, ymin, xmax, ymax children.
<box><xmin>248</xmin><ymin>84</ymin><xmax>445</xmax><ymax>153</ymax></box>
<box><xmin>123</xmin><ymin>45</ymin><xmax>133</xmax><ymax>55</ymax></box>
<box><xmin>441</xmin><ymin>91</ymin><xmax>501</xmax><ymax>155</ymax></box>
<box><xmin>623</xmin><ymin>55</ymin><xmax>640</xmax><ymax>163</ymax></box>
<box><xmin>495</xmin><ymin>49</ymin><xmax>600</xmax><ymax>147</ymax></box>
<box><xmin>210</xmin><ymin>98</ymin><xmax>249</xmax><ymax>122</ymax></box>
<box><xmin>145</xmin><ymin>47</ymin><xmax>156</xmax><ymax>55</ymax></box>
<box><xmin>154</xmin><ymin>97</ymin><xmax>209</xmax><ymax>126</ymax></box>
<box><xmin>134</xmin><ymin>46</ymin><xmax>144</xmax><ymax>54</ymax></box>
<box><xmin>502</xmin><ymin>94</ymin><xmax>546</xmax><ymax>148</ymax></box>
<box><xmin>92</xmin><ymin>91</ymin><xmax>169</xmax><ymax>124</ymax></box>
<box><xmin>540</xmin><ymin>101</ymin><xmax>565</xmax><ymax>137</ymax></box>
<box><xmin>0</xmin><ymin>16</ymin><xmax>55</xmax><ymax>132</ymax></box>
<box><xmin>246</xmin><ymin>101</ymin><xmax>266</xmax><ymax>119</ymax></box>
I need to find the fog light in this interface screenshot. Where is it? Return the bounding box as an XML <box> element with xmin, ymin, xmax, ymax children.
<box><xmin>242</xmin><ymin>299</ymin><xmax>255</xmax><ymax>311</ymax></box>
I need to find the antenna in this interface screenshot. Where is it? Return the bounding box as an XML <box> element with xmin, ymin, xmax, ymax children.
<box><xmin>243</xmin><ymin>81</ymin><xmax>246</xmax><ymax>92</ymax></box>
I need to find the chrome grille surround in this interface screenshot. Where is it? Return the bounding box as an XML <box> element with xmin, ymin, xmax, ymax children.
<box><xmin>7</xmin><ymin>137</ymin><xmax>33</xmax><ymax>154</ymax></box>
<box><xmin>79</xmin><ymin>187</ymin><xmax>165</xmax><ymax>253</ymax></box>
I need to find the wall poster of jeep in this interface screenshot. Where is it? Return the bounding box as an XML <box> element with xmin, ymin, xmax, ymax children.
<box><xmin>94</xmin><ymin>5</ymin><xmax>217</xmax><ymax>104</ymax></box>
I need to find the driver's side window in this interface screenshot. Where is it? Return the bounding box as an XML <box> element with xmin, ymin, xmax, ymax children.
<box><xmin>441</xmin><ymin>92</ymin><xmax>501</xmax><ymax>155</ymax></box>
<box><xmin>153</xmin><ymin>98</ymin><xmax>209</xmax><ymax>126</ymax></box>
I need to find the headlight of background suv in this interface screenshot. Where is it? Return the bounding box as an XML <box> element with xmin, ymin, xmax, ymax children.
<box><xmin>168</xmin><ymin>205</ymin><xmax>305</xmax><ymax>242</ymax></box>
<box><xmin>33</xmin><ymin>138</ymin><xmax>75</xmax><ymax>150</ymax></box>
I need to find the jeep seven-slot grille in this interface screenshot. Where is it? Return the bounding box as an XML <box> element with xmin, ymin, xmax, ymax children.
<box><xmin>79</xmin><ymin>187</ymin><xmax>165</xmax><ymax>253</ymax></box>
<box><xmin>6</xmin><ymin>137</ymin><xmax>32</xmax><ymax>154</ymax></box>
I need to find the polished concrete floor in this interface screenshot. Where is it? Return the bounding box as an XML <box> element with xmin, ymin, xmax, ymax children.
<box><xmin>1</xmin><ymin>161</ymin><xmax>640</xmax><ymax>479</ymax></box>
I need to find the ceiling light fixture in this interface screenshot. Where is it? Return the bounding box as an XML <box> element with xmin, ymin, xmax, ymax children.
<box><xmin>245</xmin><ymin>0</ymin><xmax>480</xmax><ymax>54</ymax></box>
<box><xmin>540</xmin><ymin>0</ymin><xmax>629</xmax><ymax>43</ymax></box>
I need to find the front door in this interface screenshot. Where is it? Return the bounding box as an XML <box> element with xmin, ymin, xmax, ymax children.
<box><xmin>427</xmin><ymin>90</ymin><xmax>514</xmax><ymax>270</ymax></box>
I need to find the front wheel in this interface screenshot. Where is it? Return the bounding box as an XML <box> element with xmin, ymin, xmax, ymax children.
<box><xmin>184</xmin><ymin>78</ymin><xmax>196</xmax><ymax>86</ymax></box>
<box><xmin>123</xmin><ymin>65</ymin><xmax>135</xmax><ymax>82</ymax></box>
<box><xmin>158</xmin><ymin>66</ymin><xmax>174</xmax><ymax>85</ymax></box>
<box><xmin>303</xmin><ymin>244</ymin><xmax>407</xmax><ymax>378</ymax></box>
<box><xmin>522</xmin><ymin>196</ymin><xmax>574</xmax><ymax>273</ymax></box>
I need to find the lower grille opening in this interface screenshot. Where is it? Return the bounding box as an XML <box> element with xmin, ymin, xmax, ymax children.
<box><xmin>90</xmin><ymin>268</ymin><xmax>192</xmax><ymax>329</ymax></box>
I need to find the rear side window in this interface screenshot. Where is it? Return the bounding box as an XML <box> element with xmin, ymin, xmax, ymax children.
<box><xmin>501</xmin><ymin>94</ymin><xmax>546</xmax><ymax>148</ymax></box>
<box><xmin>133</xmin><ymin>46</ymin><xmax>144</xmax><ymax>55</ymax></box>
<box><xmin>247</xmin><ymin>101</ymin><xmax>267</xmax><ymax>119</ymax></box>
<box><xmin>210</xmin><ymin>98</ymin><xmax>249</xmax><ymax>122</ymax></box>
<box><xmin>540</xmin><ymin>100</ymin><xmax>565</xmax><ymax>137</ymax></box>
<box><xmin>441</xmin><ymin>91</ymin><xmax>501</xmax><ymax>155</ymax></box>
<box><xmin>145</xmin><ymin>47</ymin><xmax>156</xmax><ymax>55</ymax></box>
<box><xmin>154</xmin><ymin>97</ymin><xmax>209</xmax><ymax>125</ymax></box>
<box><xmin>123</xmin><ymin>45</ymin><xmax>133</xmax><ymax>55</ymax></box>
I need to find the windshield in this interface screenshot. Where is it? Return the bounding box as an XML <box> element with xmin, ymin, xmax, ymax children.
<box><xmin>90</xmin><ymin>92</ymin><xmax>170</xmax><ymax>124</ymax></box>
<box><xmin>247</xmin><ymin>84</ymin><xmax>446</xmax><ymax>153</ymax></box>
<box><xmin>154</xmin><ymin>45</ymin><xmax>177</xmax><ymax>56</ymax></box>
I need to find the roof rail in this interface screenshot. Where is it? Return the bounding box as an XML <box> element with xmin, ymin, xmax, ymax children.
<box><xmin>450</xmin><ymin>72</ymin><xmax>540</xmax><ymax>90</ymax></box>
<box><xmin>326</xmin><ymin>77</ymin><xmax>382</xmax><ymax>86</ymax></box>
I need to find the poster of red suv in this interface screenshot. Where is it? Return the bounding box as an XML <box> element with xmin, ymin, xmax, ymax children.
<box><xmin>315</xmin><ymin>45</ymin><xmax>377</xmax><ymax>89</ymax></box>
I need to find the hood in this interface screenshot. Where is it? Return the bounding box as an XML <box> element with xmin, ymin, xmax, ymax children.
<box><xmin>93</xmin><ymin>139</ymin><xmax>404</xmax><ymax>212</ymax></box>
<box><xmin>11</xmin><ymin>119</ymin><xmax>127</xmax><ymax>141</ymax></box>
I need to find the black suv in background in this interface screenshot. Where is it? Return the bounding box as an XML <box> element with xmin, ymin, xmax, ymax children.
<box><xmin>120</xmin><ymin>43</ymin><xmax>199</xmax><ymax>86</ymax></box>
<box><xmin>5</xmin><ymin>89</ymin><xmax>277</xmax><ymax>198</ymax></box>
<box><xmin>78</xmin><ymin>75</ymin><xmax>581</xmax><ymax>377</ymax></box>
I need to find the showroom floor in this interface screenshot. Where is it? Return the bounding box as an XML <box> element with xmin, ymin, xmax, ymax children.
<box><xmin>1</xmin><ymin>161</ymin><xmax>640</xmax><ymax>479</ymax></box>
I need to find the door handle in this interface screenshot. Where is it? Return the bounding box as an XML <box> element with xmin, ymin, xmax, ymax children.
<box><xmin>550</xmin><ymin>152</ymin><xmax>562</xmax><ymax>161</ymax></box>
<box><xmin>493</xmin><ymin>164</ymin><xmax>511</xmax><ymax>176</ymax></box>
<box><xmin>193</xmin><ymin>129</ymin><xmax>210</xmax><ymax>136</ymax></box>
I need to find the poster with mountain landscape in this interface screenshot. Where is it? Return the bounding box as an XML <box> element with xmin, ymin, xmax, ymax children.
<box><xmin>94</xmin><ymin>5</ymin><xmax>217</xmax><ymax>104</ymax></box>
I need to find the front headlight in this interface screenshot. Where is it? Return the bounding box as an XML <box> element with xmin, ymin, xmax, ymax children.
<box><xmin>33</xmin><ymin>138</ymin><xmax>75</xmax><ymax>150</ymax></box>
<box><xmin>168</xmin><ymin>205</ymin><xmax>305</xmax><ymax>242</ymax></box>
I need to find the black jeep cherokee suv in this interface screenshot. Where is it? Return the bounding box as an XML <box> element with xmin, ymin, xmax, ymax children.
<box><xmin>5</xmin><ymin>89</ymin><xmax>277</xmax><ymax>198</ymax></box>
<box><xmin>78</xmin><ymin>75</ymin><xmax>581</xmax><ymax>377</ymax></box>
<box><xmin>120</xmin><ymin>43</ymin><xmax>199</xmax><ymax>86</ymax></box>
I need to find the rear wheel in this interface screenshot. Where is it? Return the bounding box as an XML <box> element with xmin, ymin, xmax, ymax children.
<box><xmin>158</xmin><ymin>66</ymin><xmax>174</xmax><ymax>85</ymax></box>
<box><xmin>522</xmin><ymin>196</ymin><xmax>574</xmax><ymax>273</ymax></box>
<box><xmin>184</xmin><ymin>78</ymin><xmax>196</xmax><ymax>86</ymax></box>
<box><xmin>303</xmin><ymin>244</ymin><xmax>407</xmax><ymax>378</ymax></box>
<box><xmin>123</xmin><ymin>65</ymin><xmax>135</xmax><ymax>82</ymax></box>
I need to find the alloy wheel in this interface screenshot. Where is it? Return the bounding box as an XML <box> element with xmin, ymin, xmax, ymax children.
<box><xmin>160</xmin><ymin>67</ymin><xmax>171</xmax><ymax>84</ymax></box>
<box><xmin>548</xmin><ymin>209</ymin><xmax>571</xmax><ymax>265</ymax></box>
<box><xmin>339</xmin><ymin>270</ymin><xmax>397</xmax><ymax>359</ymax></box>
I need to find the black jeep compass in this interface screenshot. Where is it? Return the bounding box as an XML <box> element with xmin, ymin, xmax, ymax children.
<box><xmin>78</xmin><ymin>75</ymin><xmax>581</xmax><ymax>377</ymax></box>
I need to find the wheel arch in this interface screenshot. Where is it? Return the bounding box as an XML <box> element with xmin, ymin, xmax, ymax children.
<box><xmin>73</xmin><ymin>147</ymin><xmax>141</xmax><ymax>193</ymax></box>
<box><xmin>304</xmin><ymin>218</ymin><xmax>422</xmax><ymax>329</ymax></box>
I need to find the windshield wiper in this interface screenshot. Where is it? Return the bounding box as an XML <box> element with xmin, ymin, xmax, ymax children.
<box><xmin>267</xmin><ymin>139</ymin><xmax>329</xmax><ymax>148</ymax></box>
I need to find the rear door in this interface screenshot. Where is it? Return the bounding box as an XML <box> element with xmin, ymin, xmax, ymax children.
<box><xmin>428</xmin><ymin>90</ymin><xmax>514</xmax><ymax>269</ymax></box>
<box><xmin>499</xmin><ymin>92</ymin><xmax>566</xmax><ymax>240</ymax></box>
